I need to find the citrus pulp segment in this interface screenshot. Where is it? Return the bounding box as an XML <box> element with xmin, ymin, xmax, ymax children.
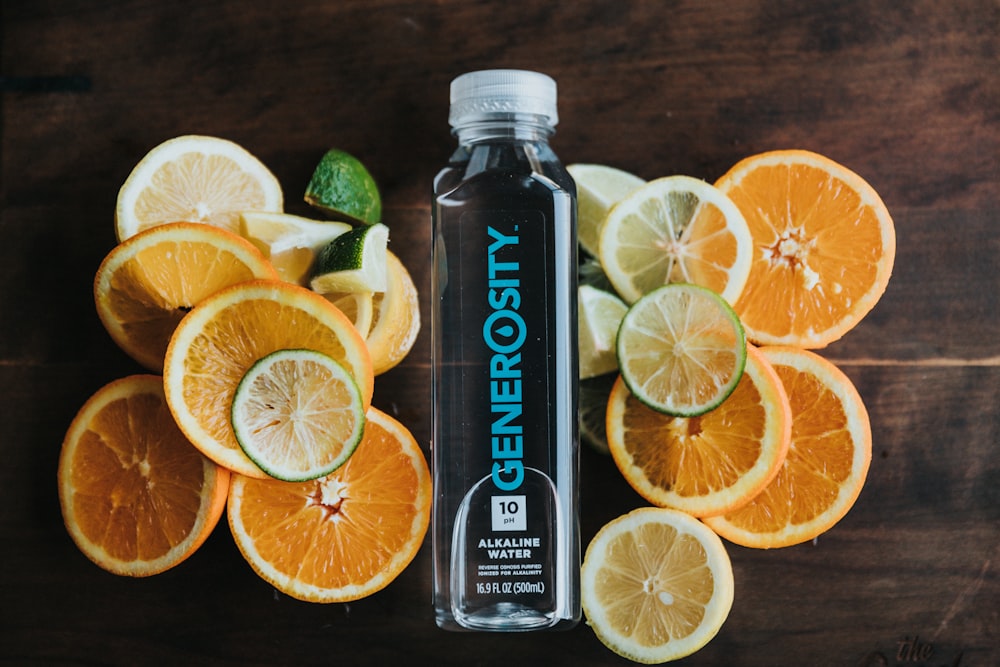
<box><xmin>566</xmin><ymin>163</ymin><xmax>646</xmax><ymax>257</ymax></box>
<box><xmin>58</xmin><ymin>375</ymin><xmax>230</xmax><ymax>576</ymax></box>
<box><xmin>115</xmin><ymin>135</ymin><xmax>283</xmax><ymax>241</ymax></box>
<box><xmin>227</xmin><ymin>407</ymin><xmax>431</xmax><ymax>602</ymax></box>
<box><xmin>94</xmin><ymin>222</ymin><xmax>280</xmax><ymax>372</ymax></box>
<box><xmin>578</xmin><ymin>284</ymin><xmax>628</xmax><ymax>380</ymax></box>
<box><xmin>704</xmin><ymin>346</ymin><xmax>872</xmax><ymax>548</ymax></box>
<box><xmin>238</xmin><ymin>210</ymin><xmax>351</xmax><ymax>285</ymax></box>
<box><xmin>616</xmin><ymin>283</ymin><xmax>747</xmax><ymax>417</ymax></box>
<box><xmin>323</xmin><ymin>290</ymin><xmax>375</xmax><ymax>339</ymax></box>
<box><xmin>231</xmin><ymin>349</ymin><xmax>366</xmax><ymax>482</ymax></box>
<box><xmin>366</xmin><ymin>250</ymin><xmax>421</xmax><ymax>375</ymax></box>
<box><xmin>163</xmin><ymin>280</ymin><xmax>374</xmax><ymax>478</ymax></box>
<box><xmin>714</xmin><ymin>149</ymin><xmax>895</xmax><ymax>348</ymax></box>
<box><xmin>581</xmin><ymin>507</ymin><xmax>735</xmax><ymax>664</ymax></box>
<box><xmin>304</xmin><ymin>148</ymin><xmax>382</xmax><ymax>225</ymax></box>
<box><xmin>607</xmin><ymin>344</ymin><xmax>791</xmax><ymax>517</ymax></box>
<box><xmin>599</xmin><ymin>175</ymin><xmax>752</xmax><ymax>306</ymax></box>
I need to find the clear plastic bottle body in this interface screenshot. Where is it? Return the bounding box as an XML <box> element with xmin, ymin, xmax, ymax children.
<box><xmin>431</xmin><ymin>117</ymin><xmax>580</xmax><ymax>631</ymax></box>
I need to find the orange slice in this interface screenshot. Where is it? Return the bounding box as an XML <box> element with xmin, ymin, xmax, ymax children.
<box><xmin>366</xmin><ymin>250</ymin><xmax>421</xmax><ymax>375</ymax></box>
<box><xmin>704</xmin><ymin>346</ymin><xmax>872</xmax><ymax>548</ymax></box>
<box><xmin>94</xmin><ymin>222</ymin><xmax>279</xmax><ymax>372</ymax></box>
<box><xmin>163</xmin><ymin>280</ymin><xmax>374</xmax><ymax>478</ymax></box>
<box><xmin>58</xmin><ymin>375</ymin><xmax>230</xmax><ymax>576</ymax></box>
<box><xmin>581</xmin><ymin>507</ymin><xmax>734</xmax><ymax>663</ymax></box>
<box><xmin>115</xmin><ymin>135</ymin><xmax>283</xmax><ymax>241</ymax></box>
<box><xmin>607</xmin><ymin>344</ymin><xmax>791</xmax><ymax>517</ymax></box>
<box><xmin>227</xmin><ymin>407</ymin><xmax>432</xmax><ymax>602</ymax></box>
<box><xmin>715</xmin><ymin>149</ymin><xmax>895</xmax><ymax>348</ymax></box>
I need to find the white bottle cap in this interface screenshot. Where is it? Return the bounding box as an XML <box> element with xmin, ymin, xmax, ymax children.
<box><xmin>449</xmin><ymin>69</ymin><xmax>558</xmax><ymax>128</ymax></box>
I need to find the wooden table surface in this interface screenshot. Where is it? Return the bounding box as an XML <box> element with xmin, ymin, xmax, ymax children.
<box><xmin>3</xmin><ymin>1</ymin><xmax>997</xmax><ymax>665</ymax></box>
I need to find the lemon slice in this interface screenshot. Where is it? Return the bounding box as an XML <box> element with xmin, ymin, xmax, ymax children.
<box><xmin>582</xmin><ymin>507</ymin><xmax>735</xmax><ymax>663</ymax></box>
<box><xmin>310</xmin><ymin>223</ymin><xmax>389</xmax><ymax>294</ymax></box>
<box><xmin>239</xmin><ymin>211</ymin><xmax>351</xmax><ymax>285</ymax></box>
<box><xmin>617</xmin><ymin>283</ymin><xmax>746</xmax><ymax>417</ymax></box>
<box><xmin>323</xmin><ymin>291</ymin><xmax>375</xmax><ymax>340</ymax></box>
<box><xmin>600</xmin><ymin>175</ymin><xmax>752</xmax><ymax>305</ymax></box>
<box><xmin>567</xmin><ymin>163</ymin><xmax>645</xmax><ymax>257</ymax></box>
<box><xmin>231</xmin><ymin>348</ymin><xmax>366</xmax><ymax>482</ymax></box>
<box><xmin>579</xmin><ymin>284</ymin><xmax>627</xmax><ymax>380</ymax></box>
<box><xmin>116</xmin><ymin>135</ymin><xmax>283</xmax><ymax>242</ymax></box>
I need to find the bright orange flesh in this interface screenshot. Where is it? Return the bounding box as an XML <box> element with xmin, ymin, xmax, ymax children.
<box><xmin>607</xmin><ymin>345</ymin><xmax>791</xmax><ymax>517</ymax></box>
<box><xmin>163</xmin><ymin>280</ymin><xmax>374</xmax><ymax>478</ymax></box>
<box><xmin>95</xmin><ymin>222</ymin><xmax>279</xmax><ymax>372</ymax></box>
<box><xmin>227</xmin><ymin>407</ymin><xmax>432</xmax><ymax>602</ymax></box>
<box><xmin>715</xmin><ymin>150</ymin><xmax>895</xmax><ymax>348</ymax></box>
<box><xmin>58</xmin><ymin>375</ymin><xmax>229</xmax><ymax>576</ymax></box>
<box><xmin>704</xmin><ymin>346</ymin><xmax>872</xmax><ymax>548</ymax></box>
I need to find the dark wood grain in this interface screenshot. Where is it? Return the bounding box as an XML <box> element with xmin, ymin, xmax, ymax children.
<box><xmin>2</xmin><ymin>1</ymin><xmax>997</xmax><ymax>665</ymax></box>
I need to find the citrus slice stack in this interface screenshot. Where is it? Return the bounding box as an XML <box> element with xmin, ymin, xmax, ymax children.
<box><xmin>94</xmin><ymin>222</ymin><xmax>279</xmax><ymax>372</ymax></box>
<box><xmin>704</xmin><ymin>346</ymin><xmax>872</xmax><ymax>548</ymax></box>
<box><xmin>58</xmin><ymin>375</ymin><xmax>230</xmax><ymax>576</ymax></box>
<box><xmin>617</xmin><ymin>283</ymin><xmax>747</xmax><ymax>417</ymax></box>
<box><xmin>715</xmin><ymin>149</ymin><xmax>895</xmax><ymax>348</ymax></box>
<box><xmin>581</xmin><ymin>507</ymin><xmax>735</xmax><ymax>664</ymax></box>
<box><xmin>238</xmin><ymin>211</ymin><xmax>351</xmax><ymax>285</ymax></box>
<box><xmin>227</xmin><ymin>407</ymin><xmax>431</xmax><ymax>602</ymax></box>
<box><xmin>163</xmin><ymin>280</ymin><xmax>374</xmax><ymax>478</ymax></box>
<box><xmin>600</xmin><ymin>175</ymin><xmax>752</xmax><ymax>305</ymax></box>
<box><xmin>566</xmin><ymin>163</ymin><xmax>646</xmax><ymax>257</ymax></box>
<box><xmin>607</xmin><ymin>344</ymin><xmax>791</xmax><ymax>517</ymax></box>
<box><xmin>231</xmin><ymin>349</ymin><xmax>366</xmax><ymax>482</ymax></box>
<box><xmin>116</xmin><ymin>135</ymin><xmax>283</xmax><ymax>241</ymax></box>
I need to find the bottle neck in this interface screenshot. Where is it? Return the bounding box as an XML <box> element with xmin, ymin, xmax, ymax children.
<box><xmin>452</xmin><ymin>113</ymin><xmax>555</xmax><ymax>146</ymax></box>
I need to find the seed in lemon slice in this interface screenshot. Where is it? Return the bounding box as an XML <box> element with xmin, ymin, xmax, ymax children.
<box><xmin>232</xmin><ymin>349</ymin><xmax>366</xmax><ymax>482</ymax></box>
<box><xmin>58</xmin><ymin>375</ymin><xmax>230</xmax><ymax>576</ymax></box>
<box><xmin>714</xmin><ymin>149</ymin><xmax>896</xmax><ymax>348</ymax></box>
<box><xmin>581</xmin><ymin>507</ymin><xmax>735</xmax><ymax>664</ymax></box>
<box><xmin>704</xmin><ymin>346</ymin><xmax>872</xmax><ymax>548</ymax></box>
<box><xmin>115</xmin><ymin>135</ymin><xmax>283</xmax><ymax>242</ymax></box>
<box><xmin>304</xmin><ymin>148</ymin><xmax>382</xmax><ymax>225</ymax></box>
<box><xmin>566</xmin><ymin>163</ymin><xmax>645</xmax><ymax>257</ymax></box>
<box><xmin>607</xmin><ymin>344</ymin><xmax>792</xmax><ymax>517</ymax></box>
<box><xmin>163</xmin><ymin>280</ymin><xmax>374</xmax><ymax>478</ymax></box>
<box><xmin>227</xmin><ymin>407</ymin><xmax>431</xmax><ymax>602</ymax></box>
<box><xmin>95</xmin><ymin>222</ymin><xmax>281</xmax><ymax>372</ymax></box>
<box><xmin>239</xmin><ymin>211</ymin><xmax>351</xmax><ymax>285</ymax></box>
<box><xmin>617</xmin><ymin>283</ymin><xmax>746</xmax><ymax>417</ymax></box>
<box><xmin>366</xmin><ymin>250</ymin><xmax>421</xmax><ymax>375</ymax></box>
<box><xmin>600</xmin><ymin>175</ymin><xmax>752</xmax><ymax>305</ymax></box>
<box><xmin>310</xmin><ymin>223</ymin><xmax>389</xmax><ymax>294</ymax></box>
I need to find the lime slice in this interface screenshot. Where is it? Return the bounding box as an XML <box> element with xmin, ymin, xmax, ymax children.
<box><xmin>566</xmin><ymin>163</ymin><xmax>645</xmax><ymax>258</ymax></box>
<box><xmin>579</xmin><ymin>284</ymin><xmax>627</xmax><ymax>380</ymax></box>
<box><xmin>304</xmin><ymin>148</ymin><xmax>382</xmax><ymax>225</ymax></box>
<box><xmin>310</xmin><ymin>223</ymin><xmax>389</xmax><ymax>294</ymax></box>
<box><xmin>231</xmin><ymin>348</ymin><xmax>366</xmax><ymax>482</ymax></box>
<box><xmin>239</xmin><ymin>211</ymin><xmax>351</xmax><ymax>284</ymax></box>
<box><xmin>579</xmin><ymin>374</ymin><xmax>617</xmax><ymax>455</ymax></box>
<box><xmin>617</xmin><ymin>283</ymin><xmax>746</xmax><ymax>417</ymax></box>
<box><xmin>600</xmin><ymin>175</ymin><xmax>752</xmax><ymax>305</ymax></box>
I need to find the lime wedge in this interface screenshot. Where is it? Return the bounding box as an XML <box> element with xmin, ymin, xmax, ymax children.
<box><xmin>239</xmin><ymin>211</ymin><xmax>351</xmax><ymax>284</ymax></box>
<box><xmin>617</xmin><ymin>283</ymin><xmax>746</xmax><ymax>417</ymax></box>
<box><xmin>567</xmin><ymin>163</ymin><xmax>645</xmax><ymax>258</ymax></box>
<box><xmin>304</xmin><ymin>148</ymin><xmax>381</xmax><ymax>225</ymax></box>
<box><xmin>310</xmin><ymin>223</ymin><xmax>389</xmax><ymax>294</ymax></box>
